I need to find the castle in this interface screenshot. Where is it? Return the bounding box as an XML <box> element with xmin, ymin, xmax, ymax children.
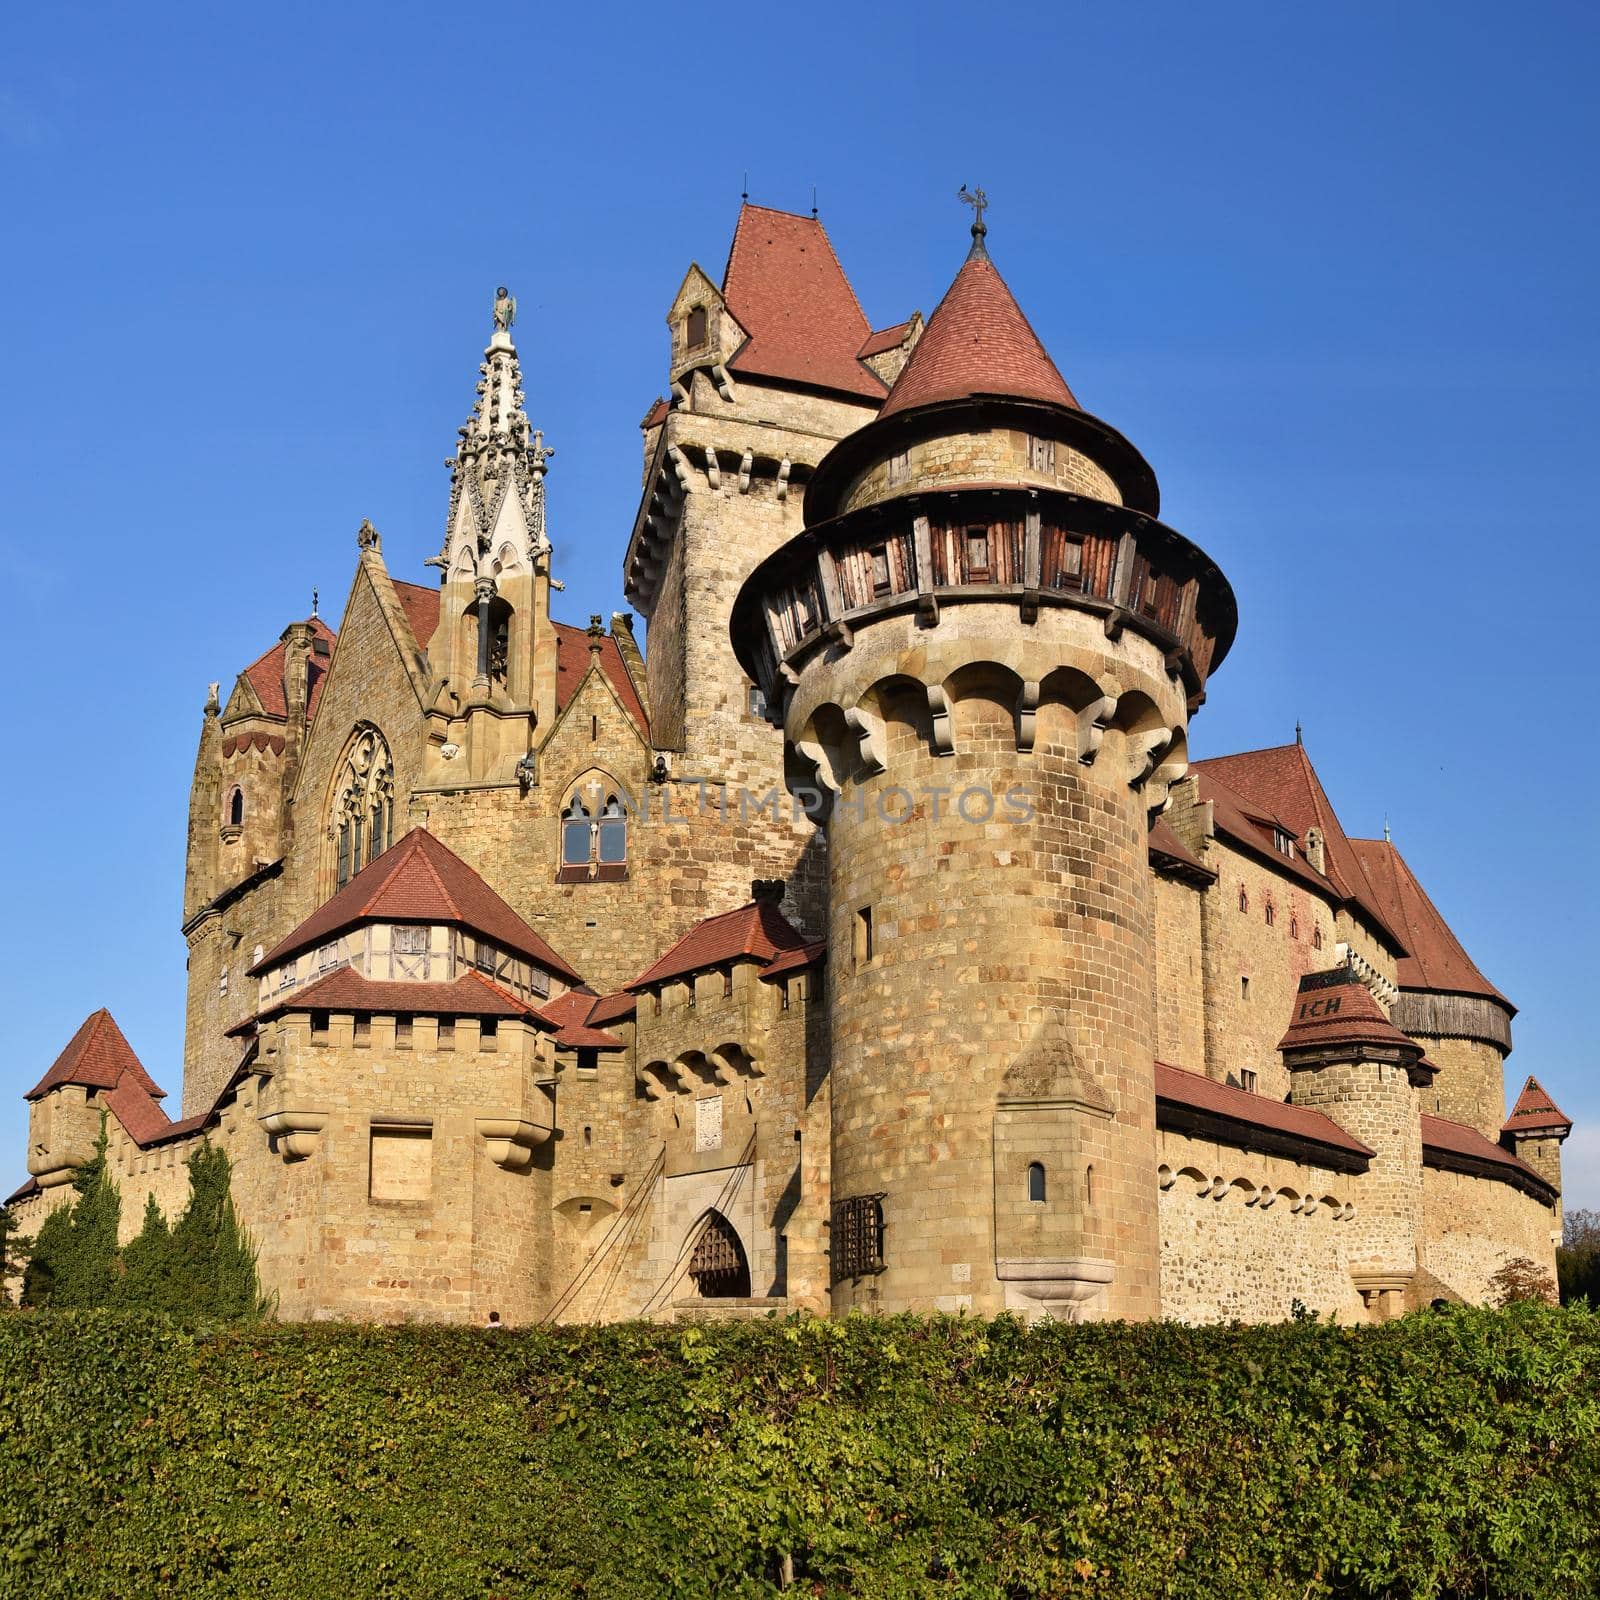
<box><xmin>4</xmin><ymin>201</ymin><xmax>1570</xmax><ymax>1325</ymax></box>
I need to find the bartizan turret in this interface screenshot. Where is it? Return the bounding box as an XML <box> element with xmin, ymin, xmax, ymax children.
<box><xmin>731</xmin><ymin>208</ymin><xmax>1236</xmax><ymax>1319</ymax></box>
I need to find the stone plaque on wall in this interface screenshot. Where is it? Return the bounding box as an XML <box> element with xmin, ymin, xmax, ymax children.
<box><xmin>695</xmin><ymin>1095</ymin><xmax>723</xmax><ymax>1153</ymax></box>
<box><xmin>370</xmin><ymin>1126</ymin><xmax>433</xmax><ymax>1201</ymax></box>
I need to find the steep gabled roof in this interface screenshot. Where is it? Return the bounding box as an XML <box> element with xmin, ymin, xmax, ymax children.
<box><xmin>1347</xmin><ymin>837</ymin><xmax>1509</xmax><ymax>1008</ymax></box>
<box><xmin>858</xmin><ymin>320</ymin><xmax>915</xmax><ymax>359</ymax></box>
<box><xmin>1191</xmin><ymin>744</ymin><xmax>1400</xmax><ymax>948</ymax></box>
<box><xmin>721</xmin><ymin>204</ymin><xmax>886</xmax><ymax>400</ymax></box>
<box><xmin>1502</xmin><ymin>1076</ymin><xmax>1572</xmax><ymax>1136</ymax></box>
<box><xmin>760</xmin><ymin>941</ymin><xmax>827</xmax><ymax>982</ymax></box>
<box><xmin>241</xmin><ymin>617</ymin><xmax>337</xmax><ymax>720</ymax></box>
<box><xmin>251</xmin><ymin>828</ymin><xmax>581</xmax><ymax>981</ymax></box>
<box><xmin>629</xmin><ymin>899</ymin><xmax>808</xmax><ymax>989</ymax></box>
<box><xmin>553</xmin><ymin>622</ymin><xmax>649</xmax><ymax>737</ymax></box>
<box><xmin>26</xmin><ymin>1009</ymin><xmax>166</xmax><ymax>1103</ymax></box>
<box><xmin>878</xmin><ymin>248</ymin><xmax>1079</xmax><ymax>420</ymax></box>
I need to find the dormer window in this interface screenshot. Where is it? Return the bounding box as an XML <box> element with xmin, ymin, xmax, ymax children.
<box><xmin>394</xmin><ymin>925</ymin><xmax>428</xmax><ymax>956</ymax></box>
<box><xmin>1274</xmin><ymin>827</ymin><xmax>1295</xmax><ymax>857</ymax></box>
<box><xmin>686</xmin><ymin>305</ymin><xmax>707</xmax><ymax>348</ymax></box>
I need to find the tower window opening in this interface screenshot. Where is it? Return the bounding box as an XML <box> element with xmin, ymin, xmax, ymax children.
<box><xmin>1027</xmin><ymin>1162</ymin><xmax>1047</xmax><ymax>1204</ymax></box>
<box><xmin>747</xmin><ymin>682</ymin><xmax>767</xmax><ymax>719</ymax></box>
<box><xmin>479</xmin><ymin>1019</ymin><xmax>498</xmax><ymax>1051</ymax></box>
<box><xmin>686</xmin><ymin>305</ymin><xmax>707</xmax><ymax>347</ymax></box>
<box><xmin>395</xmin><ymin>1014</ymin><xmax>413</xmax><ymax>1048</ymax></box>
<box><xmin>854</xmin><ymin>905</ymin><xmax>874</xmax><ymax>968</ymax></box>
<box><xmin>219</xmin><ymin>966</ymin><xmax>229</xmax><ymax>998</ymax></box>
<box><xmin>1265</xmin><ymin>902</ymin><xmax>1275</xmax><ymax>927</ymax></box>
<box><xmin>591</xmin><ymin>715</ymin><xmax>598</xmax><ymax>742</ymax></box>
<box><xmin>870</xmin><ymin>544</ymin><xmax>891</xmax><ymax>595</ymax></box>
<box><xmin>1290</xmin><ymin>914</ymin><xmax>1299</xmax><ymax>940</ymax></box>
<box><xmin>1240</xmin><ymin>975</ymin><xmax>1251</xmax><ymax>1001</ymax></box>
<box><xmin>1313</xmin><ymin>926</ymin><xmax>1324</xmax><ymax>951</ymax></box>
<box><xmin>1238</xmin><ymin>885</ymin><xmax>1249</xmax><ymax>913</ymax></box>
<box><xmin>226</xmin><ymin>787</ymin><xmax>245</xmax><ymax>828</ymax></box>
<box><xmin>965</xmin><ymin>528</ymin><xmax>990</xmax><ymax>578</ymax></box>
<box><xmin>1240</xmin><ymin>1068</ymin><xmax>1258</xmax><ymax>1093</ymax></box>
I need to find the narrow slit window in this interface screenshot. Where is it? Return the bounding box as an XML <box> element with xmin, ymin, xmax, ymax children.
<box><xmin>1027</xmin><ymin>1162</ymin><xmax>1046</xmax><ymax>1203</ymax></box>
<box><xmin>854</xmin><ymin>905</ymin><xmax>874</xmax><ymax>968</ymax></box>
<box><xmin>686</xmin><ymin>305</ymin><xmax>707</xmax><ymax>346</ymax></box>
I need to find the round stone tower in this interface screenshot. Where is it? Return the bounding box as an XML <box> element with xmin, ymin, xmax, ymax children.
<box><xmin>731</xmin><ymin>218</ymin><xmax>1237</xmax><ymax>1320</ymax></box>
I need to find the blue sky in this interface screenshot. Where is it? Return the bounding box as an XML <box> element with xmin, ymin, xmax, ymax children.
<box><xmin>2</xmin><ymin>1</ymin><xmax>1596</xmax><ymax>1205</ymax></box>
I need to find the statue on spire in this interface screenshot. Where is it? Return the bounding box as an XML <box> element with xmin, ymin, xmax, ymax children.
<box><xmin>492</xmin><ymin>286</ymin><xmax>517</xmax><ymax>332</ymax></box>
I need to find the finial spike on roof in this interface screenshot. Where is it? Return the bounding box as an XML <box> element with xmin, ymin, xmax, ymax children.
<box><xmin>742</xmin><ymin>172</ymin><xmax>748</xmax><ymax>201</ymax></box>
<box><xmin>1295</xmin><ymin>718</ymin><xmax>1303</xmax><ymax>745</ymax></box>
<box><xmin>1383</xmin><ymin>814</ymin><xmax>1391</xmax><ymax>842</ymax></box>
<box><xmin>958</xmin><ymin>184</ymin><xmax>989</xmax><ymax>259</ymax></box>
<box><xmin>311</xmin><ymin>588</ymin><xmax>318</xmax><ymax>619</ymax></box>
<box><xmin>811</xmin><ymin>184</ymin><xmax>818</xmax><ymax>220</ymax></box>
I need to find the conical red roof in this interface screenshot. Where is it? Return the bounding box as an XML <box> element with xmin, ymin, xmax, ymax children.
<box><xmin>878</xmin><ymin>247</ymin><xmax>1078</xmax><ymax>420</ymax></box>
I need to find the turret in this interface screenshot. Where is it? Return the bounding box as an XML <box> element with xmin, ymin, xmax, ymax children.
<box><xmin>1280</xmin><ymin>966</ymin><xmax>1435</xmax><ymax>1317</ymax></box>
<box><xmin>422</xmin><ymin>289</ymin><xmax>559</xmax><ymax>785</ymax></box>
<box><xmin>731</xmin><ymin>209</ymin><xmax>1236</xmax><ymax>1320</ymax></box>
<box><xmin>1500</xmin><ymin>1076</ymin><xmax>1570</xmax><ymax>1201</ymax></box>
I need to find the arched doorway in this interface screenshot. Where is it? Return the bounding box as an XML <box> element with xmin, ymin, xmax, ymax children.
<box><xmin>687</xmin><ymin>1210</ymin><xmax>751</xmax><ymax>1299</ymax></box>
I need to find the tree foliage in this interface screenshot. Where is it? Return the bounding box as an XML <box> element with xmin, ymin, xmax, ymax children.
<box><xmin>1</xmin><ymin>1305</ymin><xmax>1598</xmax><ymax>1598</ymax></box>
<box><xmin>20</xmin><ymin>1131</ymin><xmax>264</xmax><ymax>1320</ymax></box>
<box><xmin>1489</xmin><ymin>1254</ymin><xmax>1559</xmax><ymax>1307</ymax></box>
<box><xmin>1558</xmin><ymin>1208</ymin><xmax>1600</xmax><ymax>1306</ymax></box>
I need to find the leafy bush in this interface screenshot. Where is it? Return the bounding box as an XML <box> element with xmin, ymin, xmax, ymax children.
<box><xmin>20</xmin><ymin>1122</ymin><xmax>265</xmax><ymax>1320</ymax></box>
<box><xmin>1</xmin><ymin>1305</ymin><xmax>1597</xmax><ymax>1598</ymax></box>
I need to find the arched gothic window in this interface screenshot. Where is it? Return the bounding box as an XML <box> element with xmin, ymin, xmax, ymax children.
<box><xmin>224</xmin><ymin>786</ymin><xmax>244</xmax><ymax>828</ymax></box>
<box><xmin>332</xmin><ymin>727</ymin><xmax>395</xmax><ymax>890</ymax></box>
<box><xmin>1027</xmin><ymin>1162</ymin><xmax>1047</xmax><ymax>1203</ymax></box>
<box><xmin>558</xmin><ymin>780</ymin><xmax>628</xmax><ymax>881</ymax></box>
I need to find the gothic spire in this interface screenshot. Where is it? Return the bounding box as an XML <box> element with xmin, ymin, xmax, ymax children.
<box><xmin>436</xmin><ymin>287</ymin><xmax>554</xmax><ymax>568</ymax></box>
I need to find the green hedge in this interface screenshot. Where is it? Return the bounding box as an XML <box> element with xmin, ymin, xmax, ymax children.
<box><xmin>2</xmin><ymin>1306</ymin><xmax>1598</xmax><ymax>1598</ymax></box>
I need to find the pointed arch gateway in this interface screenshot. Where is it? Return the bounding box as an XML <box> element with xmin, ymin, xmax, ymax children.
<box><xmin>687</xmin><ymin>1210</ymin><xmax>751</xmax><ymax>1299</ymax></box>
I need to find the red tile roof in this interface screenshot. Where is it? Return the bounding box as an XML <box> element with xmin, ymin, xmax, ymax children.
<box><xmin>5</xmin><ymin>1176</ymin><xmax>40</xmax><ymax>1206</ymax></box>
<box><xmin>1156</xmin><ymin>1060</ymin><xmax>1374</xmax><ymax>1159</ymax></box>
<box><xmin>586</xmin><ymin>990</ymin><xmax>637</xmax><ymax>1027</ymax></box>
<box><xmin>1421</xmin><ymin>1113</ymin><xmax>1554</xmax><ymax>1195</ymax></box>
<box><xmin>1277</xmin><ymin>969</ymin><xmax>1421</xmax><ymax>1058</ymax></box>
<box><xmin>1148</xmin><ymin>817</ymin><xmax>1217</xmax><ymax>882</ymax></box>
<box><xmin>1191</xmin><ymin>745</ymin><xmax>1401</xmax><ymax>948</ymax></box>
<box><xmin>391</xmin><ymin>579</ymin><xmax>441</xmax><ymax>654</ymax></box>
<box><xmin>553</xmin><ymin>622</ymin><xmax>649</xmax><ymax>737</ymax></box>
<box><xmin>721</xmin><ymin>204</ymin><xmax>886</xmax><ymax>400</ymax></box>
<box><xmin>251</xmin><ymin>828</ymin><xmax>582</xmax><ymax>981</ymax></box>
<box><xmin>26</xmin><ymin>1010</ymin><xmax>166</xmax><ymax>1103</ymax></box>
<box><xmin>242</xmin><ymin>617</ymin><xmax>337</xmax><ymax>720</ymax></box>
<box><xmin>760</xmin><ymin>940</ymin><xmax>826</xmax><ymax>982</ymax></box>
<box><xmin>878</xmin><ymin>249</ymin><xmax>1079</xmax><ymax>421</ymax></box>
<box><xmin>858</xmin><ymin>320</ymin><xmax>914</xmax><ymax>359</ymax></box>
<box><xmin>629</xmin><ymin>899</ymin><xmax>809</xmax><ymax>989</ymax></box>
<box><xmin>252</xmin><ymin>967</ymin><xmax>549</xmax><ymax>1026</ymax></box>
<box><xmin>1347</xmin><ymin>837</ymin><xmax>1509</xmax><ymax>1008</ymax></box>
<box><xmin>536</xmin><ymin>989</ymin><xmax>627</xmax><ymax>1051</ymax></box>
<box><xmin>641</xmin><ymin>397</ymin><xmax>670</xmax><ymax>429</ymax></box>
<box><xmin>1502</xmin><ymin>1076</ymin><xmax>1572</xmax><ymax>1136</ymax></box>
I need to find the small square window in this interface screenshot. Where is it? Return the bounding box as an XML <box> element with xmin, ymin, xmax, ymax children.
<box><xmin>480</xmin><ymin>1019</ymin><xmax>498</xmax><ymax>1051</ymax></box>
<box><xmin>394</xmin><ymin>925</ymin><xmax>428</xmax><ymax>955</ymax></box>
<box><xmin>1240</xmin><ymin>1068</ymin><xmax>1258</xmax><ymax>1093</ymax></box>
<box><xmin>747</xmin><ymin>683</ymin><xmax>767</xmax><ymax>719</ymax></box>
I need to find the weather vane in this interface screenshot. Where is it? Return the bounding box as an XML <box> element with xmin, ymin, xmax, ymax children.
<box><xmin>958</xmin><ymin>184</ymin><xmax>988</xmax><ymax>231</ymax></box>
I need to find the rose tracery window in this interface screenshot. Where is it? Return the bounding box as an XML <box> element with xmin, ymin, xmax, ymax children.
<box><xmin>332</xmin><ymin>727</ymin><xmax>395</xmax><ymax>890</ymax></box>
